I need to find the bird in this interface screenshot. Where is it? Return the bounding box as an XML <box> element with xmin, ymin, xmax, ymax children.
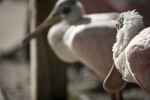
<box><xmin>23</xmin><ymin>0</ymin><xmax>123</xmax><ymax>99</ymax></box>
<box><xmin>104</xmin><ymin>10</ymin><xmax>150</xmax><ymax>95</ymax></box>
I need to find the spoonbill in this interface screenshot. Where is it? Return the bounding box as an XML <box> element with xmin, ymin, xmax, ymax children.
<box><xmin>23</xmin><ymin>0</ymin><xmax>122</xmax><ymax>99</ymax></box>
<box><xmin>104</xmin><ymin>10</ymin><xmax>150</xmax><ymax>95</ymax></box>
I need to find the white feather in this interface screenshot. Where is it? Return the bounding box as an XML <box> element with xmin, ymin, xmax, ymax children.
<box><xmin>113</xmin><ymin>10</ymin><xmax>144</xmax><ymax>82</ymax></box>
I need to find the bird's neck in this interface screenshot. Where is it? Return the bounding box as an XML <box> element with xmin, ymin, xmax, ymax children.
<box><xmin>47</xmin><ymin>21</ymin><xmax>78</xmax><ymax>62</ymax></box>
<box><xmin>113</xmin><ymin>24</ymin><xmax>144</xmax><ymax>59</ymax></box>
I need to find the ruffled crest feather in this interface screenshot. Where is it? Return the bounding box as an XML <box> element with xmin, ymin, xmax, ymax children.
<box><xmin>118</xmin><ymin>10</ymin><xmax>143</xmax><ymax>27</ymax></box>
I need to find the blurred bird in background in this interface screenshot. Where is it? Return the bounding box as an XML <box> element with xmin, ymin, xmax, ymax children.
<box><xmin>23</xmin><ymin>0</ymin><xmax>123</xmax><ymax>99</ymax></box>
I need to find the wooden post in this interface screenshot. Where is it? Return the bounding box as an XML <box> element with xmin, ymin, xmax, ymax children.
<box><xmin>29</xmin><ymin>0</ymin><xmax>68</xmax><ymax>100</ymax></box>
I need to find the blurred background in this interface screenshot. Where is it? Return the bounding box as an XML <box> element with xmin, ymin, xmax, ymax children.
<box><xmin>0</xmin><ymin>0</ymin><xmax>150</xmax><ymax>100</ymax></box>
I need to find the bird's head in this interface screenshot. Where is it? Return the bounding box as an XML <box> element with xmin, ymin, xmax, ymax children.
<box><xmin>56</xmin><ymin>0</ymin><xmax>84</xmax><ymax>22</ymax></box>
<box><xmin>116</xmin><ymin>10</ymin><xmax>144</xmax><ymax>31</ymax></box>
<box><xmin>23</xmin><ymin>0</ymin><xmax>84</xmax><ymax>45</ymax></box>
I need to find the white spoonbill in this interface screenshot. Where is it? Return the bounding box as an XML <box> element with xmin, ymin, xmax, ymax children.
<box><xmin>23</xmin><ymin>0</ymin><xmax>123</xmax><ymax>99</ymax></box>
<box><xmin>104</xmin><ymin>10</ymin><xmax>150</xmax><ymax>94</ymax></box>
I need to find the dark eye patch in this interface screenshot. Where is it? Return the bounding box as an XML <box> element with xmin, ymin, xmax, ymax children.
<box><xmin>117</xmin><ymin>16</ymin><xmax>124</xmax><ymax>29</ymax></box>
<box><xmin>62</xmin><ymin>7</ymin><xmax>71</xmax><ymax>15</ymax></box>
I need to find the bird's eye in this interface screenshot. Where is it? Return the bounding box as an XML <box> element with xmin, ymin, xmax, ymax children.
<box><xmin>62</xmin><ymin>7</ymin><xmax>71</xmax><ymax>15</ymax></box>
<box><xmin>116</xmin><ymin>24</ymin><xmax>119</xmax><ymax>30</ymax></box>
<box><xmin>116</xmin><ymin>23</ymin><xmax>123</xmax><ymax>30</ymax></box>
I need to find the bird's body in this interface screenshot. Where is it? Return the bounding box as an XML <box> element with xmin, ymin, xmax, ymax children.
<box><xmin>48</xmin><ymin>12</ymin><xmax>118</xmax><ymax>78</ymax></box>
<box><xmin>23</xmin><ymin>0</ymin><xmax>122</xmax><ymax>99</ymax></box>
<box><xmin>126</xmin><ymin>27</ymin><xmax>150</xmax><ymax>93</ymax></box>
<box><xmin>112</xmin><ymin>10</ymin><xmax>150</xmax><ymax>94</ymax></box>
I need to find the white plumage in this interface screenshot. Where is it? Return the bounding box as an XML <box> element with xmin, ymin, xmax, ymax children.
<box><xmin>47</xmin><ymin>0</ymin><xmax>118</xmax><ymax>78</ymax></box>
<box><xmin>113</xmin><ymin>10</ymin><xmax>144</xmax><ymax>82</ymax></box>
<box><xmin>23</xmin><ymin>0</ymin><xmax>119</xmax><ymax>78</ymax></box>
<box><xmin>113</xmin><ymin>10</ymin><xmax>150</xmax><ymax>94</ymax></box>
<box><xmin>23</xmin><ymin>0</ymin><xmax>125</xmax><ymax>98</ymax></box>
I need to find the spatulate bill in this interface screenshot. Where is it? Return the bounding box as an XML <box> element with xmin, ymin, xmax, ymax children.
<box><xmin>103</xmin><ymin>63</ymin><xmax>126</xmax><ymax>93</ymax></box>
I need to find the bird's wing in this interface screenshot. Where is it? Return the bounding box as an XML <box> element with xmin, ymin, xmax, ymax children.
<box><xmin>126</xmin><ymin>27</ymin><xmax>150</xmax><ymax>94</ymax></box>
<box><xmin>64</xmin><ymin>21</ymin><xmax>116</xmax><ymax>78</ymax></box>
